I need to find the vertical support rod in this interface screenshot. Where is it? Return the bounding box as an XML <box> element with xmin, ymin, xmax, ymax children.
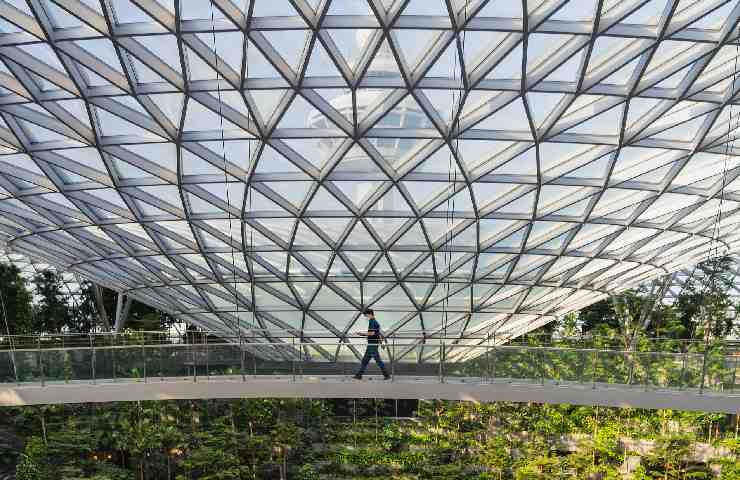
<box><xmin>438</xmin><ymin>340</ymin><xmax>444</xmax><ymax>384</ymax></box>
<box><xmin>539</xmin><ymin>348</ymin><xmax>545</xmax><ymax>385</ymax></box>
<box><xmin>142</xmin><ymin>335</ymin><xmax>146</xmax><ymax>383</ymax></box>
<box><xmin>191</xmin><ymin>333</ymin><xmax>197</xmax><ymax>383</ymax></box>
<box><xmin>112</xmin><ymin>334</ymin><xmax>117</xmax><ymax>383</ymax></box>
<box><xmin>38</xmin><ymin>336</ymin><xmax>44</xmax><ymax>387</ymax></box>
<box><xmin>240</xmin><ymin>334</ymin><xmax>245</xmax><ymax>382</ymax></box>
<box><xmin>699</xmin><ymin>345</ymin><xmax>709</xmax><ymax>394</ymax></box>
<box><xmin>90</xmin><ymin>333</ymin><xmax>96</xmax><ymax>385</ymax></box>
<box><xmin>491</xmin><ymin>343</ymin><xmax>497</xmax><ymax>383</ymax></box>
<box><xmin>205</xmin><ymin>333</ymin><xmax>209</xmax><ymax>381</ymax></box>
<box><xmin>252</xmin><ymin>331</ymin><xmax>257</xmax><ymax>378</ymax></box>
<box><xmin>591</xmin><ymin>350</ymin><xmax>597</xmax><ymax>390</ymax></box>
<box><xmin>390</xmin><ymin>337</ymin><xmax>395</xmax><ymax>382</ymax></box>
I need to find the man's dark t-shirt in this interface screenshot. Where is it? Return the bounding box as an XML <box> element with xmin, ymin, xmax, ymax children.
<box><xmin>367</xmin><ymin>318</ymin><xmax>381</xmax><ymax>344</ymax></box>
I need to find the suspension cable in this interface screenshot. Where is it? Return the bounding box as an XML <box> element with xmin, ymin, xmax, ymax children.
<box><xmin>0</xmin><ymin>279</ymin><xmax>17</xmax><ymax>381</ymax></box>
<box><xmin>698</xmin><ymin>28</ymin><xmax>739</xmax><ymax>342</ymax></box>
<box><xmin>208</xmin><ymin>1</ymin><xmax>241</xmax><ymax>338</ymax></box>
<box><xmin>442</xmin><ymin>1</ymin><xmax>469</xmax><ymax>341</ymax></box>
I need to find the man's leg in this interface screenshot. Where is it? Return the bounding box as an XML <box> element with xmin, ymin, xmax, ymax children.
<box><xmin>354</xmin><ymin>348</ymin><xmax>372</xmax><ymax>378</ymax></box>
<box><xmin>372</xmin><ymin>347</ymin><xmax>390</xmax><ymax>378</ymax></box>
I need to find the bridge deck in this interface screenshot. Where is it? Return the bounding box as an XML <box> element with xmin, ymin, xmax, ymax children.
<box><xmin>0</xmin><ymin>341</ymin><xmax>736</xmax><ymax>412</ymax></box>
<box><xmin>0</xmin><ymin>375</ymin><xmax>737</xmax><ymax>413</ymax></box>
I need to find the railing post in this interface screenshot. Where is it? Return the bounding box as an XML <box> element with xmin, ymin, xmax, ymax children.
<box><xmin>390</xmin><ymin>337</ymin><xmax>395</xmax><ymax>382</ymax></box>
<box><xmin>38</xmin><ymin>336</ymin><xmax>44</xmax><ymax>387</ymax></box>
<box><xmin>591</xmin><ymin>349</ymin><xmax>597</xmax><ymax>390</ymax></box>
<box><xmin>491</xmin><ymin>343</ymin><xmax>497</xmax><ymax>383</ymax></box>
<box><xmin>644</xmin><ymin>352</ymin><xmax>651</xmax><ymax>392</ymax></box>
<box><xmin>252</xmin><ymin>332</ymin><xmax>257</xmax><ymax>378</ymax></box>
<box><xmin>438</xmin><ymin>340</ymin><xmax>444</xmax><ymax>384</ymax></box>
<box><xmin>699</xmin><ymin>345</ymin><xmax>709</xmax><ymax>395</ymax></box>
<box><xmin>679</xmin><ymin>351</ymin><xmax>687</xmax><ymax>391</ymax></box>
<box><xmin>90</xmin><ymin>333</ymin><xmax>96</xmax><ymax>385</ymax></box>
<box><xmin>111</xmin><ymin>334</ymin><xmax>117</xmax><ymax>383</ymax></box>
<box><xmin>292</xmin><ymin>336</ymin><xmax>296</xmax><ymax>382</ymax></box>
<box><xmin>191</xmin><ymin>334</ymin><xmax>197</xmax><ymax>383</ymax></box>
<box><xmin>142</xmin><ymin>335</ymin><xmax>146</xmax><ymax>383</ymax></box>
<box><xmin>240</xmin><ymin>334</ymin><xmax>245</xmax><ymax>382</ymax></box>
<box><xmin>484</xmin><ymin>335</ymin><xmax>490</xmax><ymax>383</ymax></box>
<box><xmin>204</xmin><ymin>333</ymin><xmax>209</xmax><ymax>381</ymax></box>
<box><xmin>539</xmin><ymin>348</ymin><xmax>545</xmax><ymax>385</ymax></box>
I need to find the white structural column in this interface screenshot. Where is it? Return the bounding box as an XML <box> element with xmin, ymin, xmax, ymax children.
<box><xmin>93</xmin><ymin>285</ymin><xmax>111</xmax><ymax>331</ymax></box>
<box><xmin>114</xmin><ymin>293</ymin><xmax>133</xmax><ymax>333</ymax></box>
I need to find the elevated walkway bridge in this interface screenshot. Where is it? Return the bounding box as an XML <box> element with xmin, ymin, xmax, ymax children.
<box><xmin>0</xmin><ymin>332</ymin><xmax>737</xmax><ymax>413</ymax></box>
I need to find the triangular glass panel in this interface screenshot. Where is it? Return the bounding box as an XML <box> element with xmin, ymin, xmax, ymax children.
<box><xmin>262</xmin><ymin>30</ymin><xmax>311</xmax><ymax>73</ymax></box>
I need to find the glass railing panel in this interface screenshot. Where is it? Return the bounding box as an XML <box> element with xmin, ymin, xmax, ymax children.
<box><xmin>0</xmin><ymin>351</ymin><xmax>16</xmax><ymax>383</ymax></box>
<box><xmin>644</xmin><ymin>352</ymin><xmax>680</xmax><ymax>390</ymax></box>
<box><xmin>70</xmin><ymin>347</ymin><xmax>94</xmax><ymax>382</ymax></box>
<box><xmin>257</xmin><ymin>341</ymin><xmax>299</xmax><ymax>376</ymax></box>
<box><xmin>443</xmin><ymin>345</ymin><xmax>488</xmax><ymax>381</ymax></box>
<box><xmin>493</xmin><ymin>346</ymin><xmax>540</xmax><ymax>383</ymax></box>
<box><xmin>40</xmin><ymin>348</ymin><xmax>72</xmax><ymax>383</ymax></box>
<box><xmin>295</xmin><ymin>342</ymin><xmax>336</xmax><ymax>377</ymax></box>
<box><xmin>335</xmin><ymin>343</ymin><xmax>363</xmax><ymax>377</ymax></box>
<box><xmin>391</xmin><ymin>342</ymin><xmax>426</xmax><ymax>378</ymax></box>
<box><xmin>14</xmin><ymin>349</ymin><xmax>40</xmax><ymax>383</ymax></box>
<box><xmin>680</xmin><ymin>353</ymin><xmax>704</xmax><ymax>391</ymax></box>
<box><xmin>159</xmin><ymin>344</ymin><xmax>192</xmax><ymax>380</ymax></box>
<box><xmin>111</xmin><ymin>346</ymin><xmax>145</xmax><ymax>382</ymax></box>
<box><xmin>591</xmin><ymin>350</ymin><xmax>628</xmax><ymax>386</ymax></box>
<box><xmin>542</xmin><ymin>348</ymin><xmax>589</xmax><ymax>385</ymax></box>
<box><xmin>143</xmin><ymin>344</ymin><xmax>162</xmax><ymax>381</ymax></box>
<box><xmin>702</xmin><ymin>350</ymin><xmax>732</xmax><ymax>393</ymax></box>
<box><xmin>205</xmin><ymin>342</ymin><xmax>243</xmax><ymax>378</ymax></box>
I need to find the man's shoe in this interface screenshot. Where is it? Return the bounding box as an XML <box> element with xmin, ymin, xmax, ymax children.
<box><xmin>383</xmin><ymin>374</ymin><xmax>391</xmax><ymax>380</ymax></box>
<box><xmin>352</xmin><ymin>374</ymin><xmax>362</xmax><ymax>380</ymax></box>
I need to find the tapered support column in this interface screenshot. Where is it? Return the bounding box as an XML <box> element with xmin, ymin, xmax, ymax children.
<box><xmin>114</xmin><ymin>293</ymin><xmax>133</xmax><ymax>332</ymax></box>
<box><xmin>93</xmin><ymin>285</ymin><xmax>111</xmax><ymax>331</ymax></box>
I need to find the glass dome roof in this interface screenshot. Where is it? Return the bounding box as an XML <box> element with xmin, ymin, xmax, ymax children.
<box><xmin>2</xmin><ymin>0</ymin><xmax>740</xmax><ymax>356</ymax></box>
<box><xmin>0</xmin><ymin>247</ymin><xmax>82</xmax><ymax>306</ymax></box>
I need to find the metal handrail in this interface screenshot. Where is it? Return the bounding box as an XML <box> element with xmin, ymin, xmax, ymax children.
<box><xmin>0</xmin><ymin>340</ymin><xmax>736</xmax><ymax>399</ymax></box>
<box><xmin>0</xmin><ymin>329</ymin><xmax>735</xmax><ymax>351</ymax></box>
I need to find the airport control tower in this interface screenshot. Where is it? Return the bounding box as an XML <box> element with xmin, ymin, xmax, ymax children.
<box><xmin>306</xmin><ymin>30</ymin><xmax>433</xmax><ymax>211</ymax></box>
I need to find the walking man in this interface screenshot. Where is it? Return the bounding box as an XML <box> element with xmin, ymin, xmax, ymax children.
<box><xmin>353</xmin><ymin>308</ymin><xmax>390</xmax><ymax>380</ymax></box>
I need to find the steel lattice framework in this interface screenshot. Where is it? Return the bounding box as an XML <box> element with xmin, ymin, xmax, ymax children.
<box><xmin>663</xmin><ymin>255</ymin><xmax>740</xmax><ymax>319</ymax></box>
<box><xmin>3</xmin><ymin>0</ymin><xmax>740</xmax><ymax>359</ymax></box>
<box><xmin>0</xmin><ymin>247</ymin><xmax>82</xmax><ymax>305</ymax></box>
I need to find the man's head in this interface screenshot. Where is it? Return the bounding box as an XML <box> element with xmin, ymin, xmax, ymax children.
<box><xmin>363</xmin><ymin>308</ymin><xmax>374</xmax><ymax>319</ymax></box>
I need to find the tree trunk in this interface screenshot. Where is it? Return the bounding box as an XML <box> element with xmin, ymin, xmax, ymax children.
<box><xmin>250</xmin><ymin>421</ymin><xmax>256</xmax><ymax>480</ymax></box>
<box><xmin>39</xmin><ymin>409</ymin><xmax>47</xmax><ymax>445</ymax></box>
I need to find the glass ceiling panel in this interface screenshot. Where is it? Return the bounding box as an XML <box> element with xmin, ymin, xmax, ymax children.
<box><xmin>1</xmin><ymin>0</ymin><xmax>740</xmax><ymax>356</ymax></box>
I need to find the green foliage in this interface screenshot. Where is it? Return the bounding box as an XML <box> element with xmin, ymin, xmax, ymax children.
<box><xmin>32</xmin><ymin>271</ymin><xmax>73</xmax><ymax>333</ymax></box>
<box><xmin>2</xmin><ymin>399</ymin><xmax>738</xmax><ymax>480</ymax></box>
<box><xmin>0</xmin><ymin>263</ymin><xmax>33</xmax><ymax>334</ymax></box>
<box><xmin>16</xmin><ymin>437</ymin><xmax>47</xmax><ymax>480</ymax></box>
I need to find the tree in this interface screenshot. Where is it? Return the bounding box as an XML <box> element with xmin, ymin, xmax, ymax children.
<box><xmin>32</xmin><ymin>271</ymin><xmax>73</xmax><ymax>333</ymax></box>
<box><xmin>0</xmin><ymin>264</ymin><xmax>33</xmax><ymax>334</ymax></box>
<box><xmin>477</xmin><ymin>435</ymin><xmax>510</xmax><ymax>480</ymax></box>
<box><xmin>15</xmin><ymin>437</ymin><xmax>47</xmax><ymax>480</ymax></box>
<box><xmin>673</xmin><ymin>256</ymin><xmax>735</xmax><ymax>341</ymax></box>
